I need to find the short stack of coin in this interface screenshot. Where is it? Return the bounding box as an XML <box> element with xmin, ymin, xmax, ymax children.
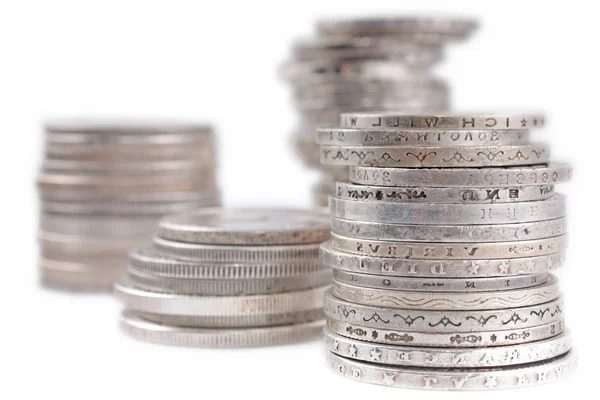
<box><xmin>115</xmin><ymin>208</ymin><xmax>331</xmax><ymax>347</ymax></box>
<box><xmin>319</xmin><ymin>112</ymin><xmax>576</xmax><ymax>390</ymax></box>
<box><xmin>280</xmin><ymin>17</ymin><xmax>478</xmax><ymax>208</ymax></box>
<box><xmin>37</xmin><ymin>120</ymin><xmax>220</xmax><ymax>291</ymax></box>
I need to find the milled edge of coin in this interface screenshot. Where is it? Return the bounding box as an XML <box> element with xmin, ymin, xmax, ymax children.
<box><xmin>129</xmin><ymin>246</ymin><xmax>327</xmax><ymax>279</ymax></box>
<box><xmin>335</xmin><ymin>182</ymin><xmax>554</xmax><ymax>203</ymax></box>
<box><xmin>332</xmin><ymin>268</ymin><xmax>547</xmax><ymax>292</ymax></box>
<box><xmin>325</xmin><ymin>328</ymin><xmax>571</xmax><ymax>368</ymax></box>
<box><xmin>152</xmin><ymin>236</ymin><xmax>321</xmax><ymax>262</ymax></box>
<box><xmin>126</xmin><ymin>267</ymin><xmax>332</xmax><ymax>296</ymax></box>
<box><xmin>327</xmin><ymin>318</ymin><xmax>565</xmax><ymax>348</ymax></box>
<box><xmin>330</xmin><ymin>217</ymin><xmax>566</xmax><ymax>242</ymax></box>
<box><xmin>328</xmin><ymin>234</ymin><xmax>567</xmax><ymax>260</ymax></box>
<box><xmin>114</xmin><ymin>279</ymin><xmax>327</xmax><ymax>316</ymax></box>
<box><xmin>157</xmin><ymin>208</ymin><xmax>330</xmax><ymax>245</ymax></box>
<box><xmin>331</xmin><ymin>276</ymin><xmax>560</xmax><ymax>310</ymax></box>
<box><xmin>120</xmin><ymin>310</ymin><xmax>324</xmax><ymax>348</ymax></box>
<box><xmin>339</xmin><ymin>113</ymin><xmax>546</xmax><ymax>130</ymax></box>
<box><xmin>324</xmin><ymin>289</ymin><xmax>564</xmax><ymax>331</ymax></box>
<box><xmin>320</xmin><ymin>144</ymin><xmax>550</xmax><ymax>168</ymax></box>
<box><xmin>326</xmin><ymin>350</ymin><xmax>576</xmax><ymax>390</ymax></box>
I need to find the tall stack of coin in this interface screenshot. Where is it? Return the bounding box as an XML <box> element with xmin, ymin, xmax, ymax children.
<box><xmin>37</xmin><ymin>120</ymin><xmax>220</xmax><ymax>291</ymax></box>
<box><xmin>319</xmin><ymin>112</ymin><xmax>575</xmax><ymax>390</ymax></box>
<box><xmin>115</xmin><ymin>208</ymin><xmax>330</xmax><ymax>347</ymax></box>
<box><xmin>280</xmin><ymin>17</ymin><xmax>477</xmax><ymax>208</ymax></box>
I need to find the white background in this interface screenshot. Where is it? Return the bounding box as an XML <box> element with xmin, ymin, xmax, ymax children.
<box><xmin>1</xmin><ymin>0</ymin><xmax>597</xmax><ymax>398</ymax></box>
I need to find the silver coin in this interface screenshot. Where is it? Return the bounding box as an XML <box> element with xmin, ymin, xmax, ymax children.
<box><xmin>327</xmin><ymin>318</ymin><xmax>565</xmax><ymax>347</ymax></box>
<box><xmin>40</xmin><ymin>258</ymin><xmax>124</xmax><ymax>292</ymax></box>
<box><xmin>325</xmin><ymin>329</ymin><xmax>571</xmax><ymax>368</ymax></box>
<box><xmin>319</xmin><ymin>242</ymin><xmax>565</xmax><ymax>277</ymax></box>
<box><xmin>329</xmin><ymin>195</ymin><xmax>565</xmax><ymax>225</ymax></box>
<box><xmin>120</xmin><ymin>310</ymin><xmax>324</xmax><ymax>348</ymax></box>
<box><xmin>317</xmin><ymin>127</ymin><xmax>530</xmax><ymax>146</ymax></box>
<box><xmin>152</xmin><ymin>236</ymin><xmax>320</xmax><ymax>263</ymax></box>
<box><xmin>316</xmin><ymin>17</ymin><xmax>478</xmax><ymax>40</ymax></box>
<box><xmin>340</xmin><ymin>112</ymin><xmax>546</xmax><ymax>130</ymax></box>
<box><xmin>126</xmin><ymin>267</ymin><xmax>331</xmax><ymax>296</ymax></box>
<box><xmin>114</xmin><ymin>279</ymin><xmax>327</xmax><ymax>317</ymax></box>
<box><xmin>336</xmin><ymin>182</ymin><xmax>554</xmax><ymax>204</ymax></box>
<box><xmin>321</xmin><ymin>144</ymin><xmax>550</xmax><ymax>167</ymax></box>
<box><xmin>293</xmin><ymin>37</ymin><xmax>443</xmax><ymax>65</ymax></box>
<box><xmin>330</xmin><ymin>217</ymin><xmax>566</xmax><ymax>242</ymax></box>
<box><xmin>326</xmin><ymin>350</ymin><xmax>575</xmax><ymax>390</ymax></box>
<box><xmin>295</xmin><ymin>96</ymin><xmax>448</xmax><ymax>112</ymax></box>
<box><xmin>46</xmin><ymin>119</ymin><xmax>213</xmax><ymax>135</ymax></box>
<box><xmin>157</xmin><ymin>208</ymin><xmax>330</xmax><ymax>245</ymax></box>
<box><xmin>41</xmin><ymin>158</ymin><xmax>214</xmax><ymax>175</ymax></box>
<box><xmin>332</xmin><ymin>269</ymin><xmax>547</xmax><ymax>292</ymax></box>
<box><xmin>331</xmin><ymin>276</ymin><xmax>560</xmax><ymax>310</ymax></box>
<box><xmin>349</xmin><ymin>163</ymin><xmax>571</xmax><ymax>187</ymax></box>
<box><xmin>129</xmin><ymin>246</ymin><xmax>327</xmax><ymax>279</ymax></box>
<box><xmin>133</xmin><ymin>309</ymin><xmax>325</xmax><ymax>328</ymax></box>
<box><xmin>328</xmin><ymin>234</ymin><xmax>567</xmax><ymax>260</ymax></box>
<box><xmin>324</xmin><ymin>290</ymin><xmax>564</xmax><ymax>331</ymax></box>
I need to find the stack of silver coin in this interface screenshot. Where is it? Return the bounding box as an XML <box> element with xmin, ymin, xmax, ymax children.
<box><xmin>280</xmin><ymin>17</ymin><xmax>478</xmax><ymax>208</ymax></box>
<box><xmin>319</xmin><ymin>112</ymin><xmax>575</xmax><ymax>390</ymax></box>
<box><xmin>115</xmin><ymin>208</ymin><xmax>331</xmax><ymax>347</ymax></box>
<box><xmin>37</xmin><ymin>120</ymin><xmax>220</xmax><ymax>291</ymax></box>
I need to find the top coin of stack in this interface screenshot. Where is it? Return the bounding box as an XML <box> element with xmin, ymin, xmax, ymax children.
<box><xmin>318</xmin><ymin>112</ymin><xmax>575</xmax><ymax>390</ymax></box>
<box><xmin>116</xmin><ymin>208</ymin><xmax>331</xmax><ymax>347</ymax></box>
<box><xmin>280</xmin><ymin>17</ymin><xmax>478</xmax><ymax>208</ymax></box>
<box><xmin>37</xmin><ymin>120</ymin><xmax>220</xmax><ymax>291</ymax></box>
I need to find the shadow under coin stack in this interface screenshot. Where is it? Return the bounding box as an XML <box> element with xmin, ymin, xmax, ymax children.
<box><xmin>115</xmin><ymin>208</ymin><xmax>331</xmax><ymax>347</ymax></box>
<box><xmin>37</xmin><ymin>120</ymin><xmax>219</xmax><ymax>291</ymax></box>
<box><xmin>280</xmin><ymin>17</ymin><xmax>477</xmax><ymax>208</ymax></box>
<box><xmin>319</xmin><ymin>112</ymin><xmax>576</xmax><ymax>390</ymax></box>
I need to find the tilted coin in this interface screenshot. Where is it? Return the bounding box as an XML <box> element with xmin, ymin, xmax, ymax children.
<box><xmin>294</xmin><ymin>78</ymin><xmax>446</xmax><ymax>98</ymax></box>
<box><xmin>296</xmin><ymin>95</ymin><xmax>448</xmax><ymax>112</ymax></box>
<box><xmin>157</xmin><ymin>208</ymin><xmax>330</xmax><ymax>245</ymax></box>
<box><xmin>320</xmin><ymin>242</ymin><xmax>565</xmax><ymax>277</ymax></box>
<box><xmin>331</xmin><ymin>276</ymin><xmax>560</xmax><ymax>310</ymax></box>
<box><xmin>126</xmin><ymin>267</ymin><xmax>331</xmax><ymax>296</ymax></box>
<box><xmin>329</xmin><ymin>195</ymin><xmax>565</xmax><ymax>225</ymax></box>
<box><xmin>317</xmin><ymin>127</ymin><xmax>529</xmax><ymax>146</ymax></box>
<box><xmin>328</xmin><ymin>234</ymin><xmax>567</xmax><ymax>260</ymax></box>
<box><xmin>129</xmin><ymin>246</ymin><xmax>327</xmax><ymax>279</ymax></box>
<box><xmin>325</xmin><ymin>329</ymin><xmax>571</xmax><ymax>368</ymax></box>
<box><xmin>330</xmin><ymin>217</ymin><xmax>566</xmax><ymax>243</ymax></box>
<box><xmin>316</xmin><ymin>17</ymin><xmax>478</xmax><ymax>40</ymax></box>
<box><xmin>321</xmin><ymin>144</ymin><xmax>550</xmax><ymax>167</ymax></box>
<box><xmin>340</xmin><ymin>112</ymin><xmax>546</xmax><ymax>130</ymax></box>
<box><xmin>114</xmin><ymin>279</ymin><xmax>326</xmax><ymax>317</ymax></box>
<box><xmin>336</xmin><ymin>182</ymin><xmax>554</xmax><ymax>203</ymax></box>
<box><xmin>327</xmin><ymin>318</ymin><xmax>565</xmax><ymax>347</ymax></box>
<box><xmin>324</xmin><ymin>290</ymin><xmax>564</xmax><ymax>331</ymax></box>
<box><xmin>152</xmin><ymin>237</ymin><xmax>320</xmax><ymax>263</ymax></box>
<box><xmin>332</xmin><ymin>269</ymin><xmax>547</xmax><ymax>292</ymax></box>
<box><xmin>120</xmin><ymin>310</ymin><xmax>324</xmax><ymax>348</ymax></box>
<box><xmin>349</xmin><ymin>163</ymin><xmax>571</xmax><ymax>187</ymax></box>
<box><xmin>326</xmin><ymin>350</ymin><xmax>575</xmax><ymax>390</ymax></box>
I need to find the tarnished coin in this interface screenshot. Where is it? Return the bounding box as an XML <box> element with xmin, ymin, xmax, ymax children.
<box><xmin>157</xmin><ymin>208</ymin><xmax>330</xmax><ymax>245</ymax></box>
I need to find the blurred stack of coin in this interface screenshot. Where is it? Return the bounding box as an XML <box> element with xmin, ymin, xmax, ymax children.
<box><xmin>319</xmin><ymin>112</ymin><xmax>576</xmax><ymax>390</ymax></box>
<box><xmin>37</xmin><ymin>120</ymin><xmax>220</xmax><ymax>291</ymax></box>
<box><xmin>280</xmin><ymin>17</ymin><xmax>478</xmax><ymax>208</ymax></box>
<box><xmin>116</xmin><ymin>208</ymin><xmax>331</xmax><ymax>347</ymax></box>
